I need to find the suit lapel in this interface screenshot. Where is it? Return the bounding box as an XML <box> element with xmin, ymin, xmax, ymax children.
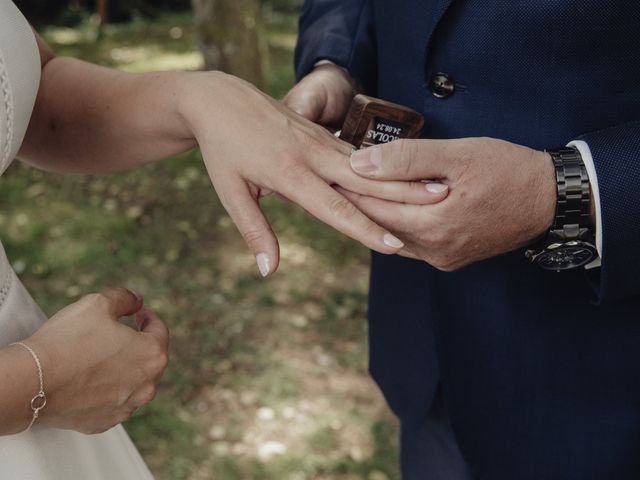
<box><xmin>426</xmin><ymin>0</ymin><xmax>455</xmax><ymax>49</ymax></box>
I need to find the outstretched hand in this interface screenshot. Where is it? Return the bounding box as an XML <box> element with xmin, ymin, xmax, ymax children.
<box><xmin>181</xmin><ymin>72</ymin><xmax>445</xmax><ymax>276</ymax></box>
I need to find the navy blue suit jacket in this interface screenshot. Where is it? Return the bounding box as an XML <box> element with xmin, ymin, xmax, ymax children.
<box><xmin>295</xmin><ymin>2</ymin><xmax>640</xmax><ymax>479</ymax></box>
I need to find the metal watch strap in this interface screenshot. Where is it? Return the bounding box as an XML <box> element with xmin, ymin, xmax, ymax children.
<box><xmin>549</xmin><ymin>146</ymin><xmax>592</xmax><ymax>238</ymax></box>
<box><xmin>525</xmin><ymin>147</ymin><xmax>596</xmax><ymax>270</ymax></box>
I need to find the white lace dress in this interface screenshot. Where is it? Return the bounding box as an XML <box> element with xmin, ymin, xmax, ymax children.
<box><xmin>0</xmin><ymin>1</ymin><xmax>154</xmax><ymax>478</ymax></box>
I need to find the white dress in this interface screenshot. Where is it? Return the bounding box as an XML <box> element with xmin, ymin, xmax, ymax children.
<box><xmin>0</xmin><ymin>1</ymin><xmax>154</xmax><ymax>478</ymax></box>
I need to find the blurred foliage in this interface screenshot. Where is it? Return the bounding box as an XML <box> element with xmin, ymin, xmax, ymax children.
<box><xmin>1</xmin><ymin>9</ymin><xmax>400</xmax><ymax>480</ymax></box>
<box><xmin>14</xmin><ymin>0</ymin><xmax>304</xmax><ymax>26</ymax></box>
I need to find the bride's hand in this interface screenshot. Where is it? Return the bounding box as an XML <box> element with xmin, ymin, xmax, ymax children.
<box><xmin>25</xmin><ymin>288</ymin><xmax>169</xmax><ymax>434</ymax></box>
<box><xmin>178</xmin><ymin>72</ymin><xmax>447</xmax><ymax>276</ymax></box>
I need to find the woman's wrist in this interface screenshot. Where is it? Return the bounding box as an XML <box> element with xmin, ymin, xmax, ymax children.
<box><xmin>22</xmin><ymin>334</ymin><xmax>57</xmax><ymax>413</ymax></box>
<box><xmin>176</xmin><ymin>70</ymin><xmax>278</xmax><ymax>148</ymax></box>
<box><xmin>0</xmin><ymin>344</ymin><xmax>41</xmax><ymax>434</ymax></box>
<box><xmin>9</xmin><ymin>342</ymin><xmax>48</xmax><ymax>430</ymax></box>
<box><xmin>148</xmin><ymin>70</ymin><xmax>201</xmax><ymax>144</ymax></box>
<box><xmin>175</xmin><ymin>70</ymin><xmax>235</xmax><ymax>141</ymax></box>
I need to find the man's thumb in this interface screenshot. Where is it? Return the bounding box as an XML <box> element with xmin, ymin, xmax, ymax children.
<box><xmin>350</xmin><ymin>140</ymin><xmax>447</xmax><ymax>180</ymax></box>
<box><xmin>284</xmin><ymin>88</ymin><xmax>325</xmax><ymax>122</ymax></box>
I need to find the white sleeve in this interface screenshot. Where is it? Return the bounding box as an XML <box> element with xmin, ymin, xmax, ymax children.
<box><xmin>313</xmin><ymin>60</ymin><xmax>349</xmax><ymax>74</ymax></box>
<box><xmin>568</xmin><ymin>140</ymin><xmax>602</xmax><ymax>269</ymax></box>
<box><xmin>314</xmin><ymin>60</ymin><xmax>336</xmax><ymax>67</ymax></box>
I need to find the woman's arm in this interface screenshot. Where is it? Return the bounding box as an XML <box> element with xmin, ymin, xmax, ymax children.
<box><xmin>20</xmin><ymin>34</ymin><xmax>196</xmax><ymax>174</ymax></box>
<box><xmin>19</xmin><ymin>33</ymin><xmax>447</xmax><ymax>276</ymax></box>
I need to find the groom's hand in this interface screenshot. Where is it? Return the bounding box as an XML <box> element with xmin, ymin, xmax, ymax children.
<box><xmin>339</xmin><ymin>137</ymin><xmax>557</xmax><ymax>271</ymax></box>
<box><xmin>283</xmin><ymin>63</ymin><xmax>358</xmax><ymax>127</ymax></box>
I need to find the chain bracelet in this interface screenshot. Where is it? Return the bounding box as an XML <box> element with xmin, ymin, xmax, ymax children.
<box><xmin>10</xmin><ymin>341</ymin><xmax>47</xmax><ymax>431</ymax></box>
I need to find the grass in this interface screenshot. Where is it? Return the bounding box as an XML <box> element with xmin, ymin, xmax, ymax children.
<box><xmin>0</xmin><ymin>11</ymin><xmax>400</xmax><ymax>480</ymax></box>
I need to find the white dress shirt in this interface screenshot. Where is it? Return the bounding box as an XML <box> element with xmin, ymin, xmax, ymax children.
<box><xmin>569</xmin><ymin>140</ymin><xmax>602</xmax><ymax>268</ymax></box>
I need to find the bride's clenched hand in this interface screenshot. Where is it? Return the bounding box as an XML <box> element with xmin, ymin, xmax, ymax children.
<box><xmin>178</xmin><ymin>73</ymin><xmax>446</xmax><ymax>276</ymax></box>
<box><xmin>21</xmin><ymin>288</ymin><xmax>169</xmax><ymax>434</ymax></box>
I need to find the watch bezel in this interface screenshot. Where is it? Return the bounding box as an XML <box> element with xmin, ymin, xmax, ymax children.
<box><xmin>526</xmin><ymin>238</ymin><xmax>598</xmax><ymax>271</ymax></box>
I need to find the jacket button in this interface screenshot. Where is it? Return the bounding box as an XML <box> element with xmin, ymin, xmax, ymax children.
<box><xmin>430</xmin><ymin>72</ymin><xmax>455</xmax><ymax>98</ymax></box>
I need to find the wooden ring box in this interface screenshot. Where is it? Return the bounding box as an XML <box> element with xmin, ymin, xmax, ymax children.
<box><xmin>339</xmin><ymin>94</ymin><xmax>425</xmax><ymax>149</ymax></box>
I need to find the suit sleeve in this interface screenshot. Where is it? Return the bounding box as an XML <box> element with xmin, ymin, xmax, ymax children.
<box><xmin>578</xmin><ymin>121</ymin><xmax>640</xmax><ymax>302</ymax></box>
<box><xmin>294</xmin><ymin>0</ymin><xmax>377</xmax><ymax>92</ymax></box>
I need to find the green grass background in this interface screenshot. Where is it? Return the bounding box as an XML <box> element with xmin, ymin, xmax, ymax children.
<box><xmin>0</xmin><ymin>11</ymin><xmax>400</xmax><ymax>480</ymax></box>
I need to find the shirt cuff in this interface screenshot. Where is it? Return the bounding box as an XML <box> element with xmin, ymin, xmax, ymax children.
<box><xmin>314</xmin><ymin>60</ymin><xmax>336</xmax><ymax>67</ymax></box>
<box><xmin>313</xmin><ymin>60</ymin><xmax>349</xmax><ymax>74</ymax></box>
<box><xmin>568</xmin><ymin>140</ymin><xmax>602</xmax><ymax>269</ymax></box>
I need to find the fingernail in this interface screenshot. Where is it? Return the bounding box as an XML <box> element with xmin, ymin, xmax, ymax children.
<box><xmin>425</xmin><ymin>182</ymin><xmax>448</xmax><ymax>193</ymax></box>
<box><xmin>351</xmin><ymin>146</ymin><xmax>382</xmax><ymax>174</ymax></box>
<box><xmin>383</xmin><ymin>233</ymin><xmax>404</xmax><ymax>249</ymax></box>
<box><xmin>256</xmin><ymin>253</ymin><xmax>271</xmax><ymax>277</ymax></box>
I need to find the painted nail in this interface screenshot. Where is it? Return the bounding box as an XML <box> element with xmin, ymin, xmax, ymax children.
<box><xmin>351</xmin><ymin>146</ymin><xmax>382</xmax><ymax>174</ymax></box>
<box><xmin>256</xmin><ymin>253</ymin><xmax>271</xmax><ymax>277</ymax></box>
<box><xmin>425</xmin><ymin>182</ymin><xmax>448</xmax><ymax>193</ymax></box>
<box><xmin>383</xmin><ymin>233</ymin><xmax>405</xmax><ymax>249</ymax></box>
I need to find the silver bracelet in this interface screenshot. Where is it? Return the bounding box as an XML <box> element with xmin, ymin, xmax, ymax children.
<box><xmin>10</xmin><ymin>342</ymin><xmax>47</xmax><ymax>431</ymax></box>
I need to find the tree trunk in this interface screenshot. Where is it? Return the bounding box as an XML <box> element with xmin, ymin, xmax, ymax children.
<box><xmin>192</xmin><ymin>0</ymin><xmax>266</xmax><ymax>89</ymax></box>
<box><xmin>96</xmin><ymin>0</ymin><xmax>108</xmax><ymax>24</ymax></box>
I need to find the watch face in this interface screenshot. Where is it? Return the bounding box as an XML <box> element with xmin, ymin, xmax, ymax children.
<box><xmin>535</xmin><ymin>244</ymin><xmax>597</xmax><ymax>271</ymax></box>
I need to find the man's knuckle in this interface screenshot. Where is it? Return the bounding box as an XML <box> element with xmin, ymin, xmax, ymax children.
<box><xmin>444</xmin><ymin>261</ymin><xmax>463</xmax><ymax>272</ymax></box>
<box><xmin>432</xmin><ymin>260</ymin><xmax>450</xmax><ymax>272</ymax></box>
<box><xmin>428</xmin><ymin>249</ymin><xmax>448</xmax><ymax>268</ymax></box>
<box><xmin>425</xmin><ymin>229</ymin><xmax>445</xmax><ymax>248</ymax></box>
<box><xmin>393</xmin><ymin>140</ymin><xmax>415</xmax><ymax>177</ymax></box>
<box><xmin>437</xmin><ymin>264</ymin><xmax>455</xmax><ymax>273</ymax></box>
<box><xmin>452</xmin><ymin>139</ymin><xmax>476</xmax><ymax>165</ymax></box>
<box><xmin>431</xmin><ymin>252</ymin><xmax>460</xmax><ymax>272</ymax></box>
<box><xmin>394</xmin><ymin>139</ymin><xmax>410</xmax><ymax>154</ymax></box>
